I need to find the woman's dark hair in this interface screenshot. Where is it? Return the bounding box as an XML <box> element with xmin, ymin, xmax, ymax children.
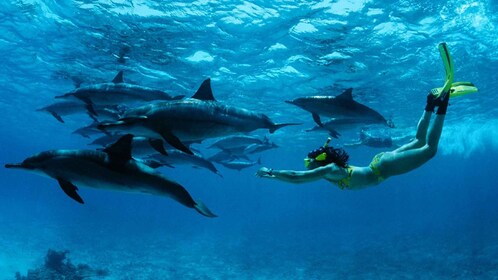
<box><xmin>307</xmin><ymin>146</ymin><xmax>349</xmax><ymax>168</ymax></box>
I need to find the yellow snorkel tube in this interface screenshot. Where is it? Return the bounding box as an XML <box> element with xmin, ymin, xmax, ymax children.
<box><xmin>431</xmin><ymin>43</ymin><xmax>478</xmax><ymax>98</ymax></box>
<box><xmin>304</xmin><ymin>138</ymin><xmax>331</xmax><ymax>169</ymax></box>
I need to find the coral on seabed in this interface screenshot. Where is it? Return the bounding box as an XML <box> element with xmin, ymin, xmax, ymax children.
<box><xmin>15</xmin><ymin>249</ymin><xmax>108</xmax><ymax>280</ymax></box>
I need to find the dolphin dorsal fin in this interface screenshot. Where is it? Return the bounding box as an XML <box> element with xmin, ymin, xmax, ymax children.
<box><xmin>103</xmin><ymin>134</ymin><xmax>133</xmax><ymax>163</ymax></box>
<box><xmin>191</xmin><ymin>78</ymin><xmax>216</xmax><ymax>101</ymax></box>
<box><xmin>112</xmin><ymin>71</ymin><xmax>124</xmax><ymax>83</ymax></box>
<box><xmin>336</xmin><ymin>88</ymin><xmax>353</xmax><ymax>100</ymax></box>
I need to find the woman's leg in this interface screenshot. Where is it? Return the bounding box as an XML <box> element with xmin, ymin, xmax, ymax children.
<box><xmin>375</xmin><ymin>93</ymin><xmax>449</xmax><ymax>177</ymax></box>
<box><xmin>392</xmin><ymin>110</ymin><xmax>432</xmax><ymax>153</ymax></box>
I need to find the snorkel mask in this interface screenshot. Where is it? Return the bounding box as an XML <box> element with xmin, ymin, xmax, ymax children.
<box><xmin>304</xmin><ymin>137</ymin><xmax>331</xmax><ymax>169</ymax></box>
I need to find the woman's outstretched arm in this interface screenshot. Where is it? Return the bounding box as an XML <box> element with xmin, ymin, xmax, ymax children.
<box><xmin>256</xmin><ymin>165</ymin><xmax>344</xmax><ymax>184</ymax></box>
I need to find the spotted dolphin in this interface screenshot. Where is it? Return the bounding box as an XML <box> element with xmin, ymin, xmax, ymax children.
<box><xmin>147</xmin><ymin>152</ymin><xmax>222</xmax><ymax>177</ymax></box>
<box><xmin>37</xmin><ymin>101</ymin><xmax>123</xmax><ymax>123</ymax></box>
<box><xmin>305</xmin><ymin>117</ymin><xmax>394</xmax><ymax>138</ymax></box>
<box><xmin>55</xmin><ymin>71</ymin><xmax>184</xmax><ymax>116</ymax></box>
<box><xmin>4</xmin><ymin>134</ymin><xmax>216</xmax><ymax>218</ymax></box>
<box><xmin>208</xmin><ymin>135</ymin><xmax>265</xmax><ymax>151</ymax></box>
<box><xmin>99</xmin><ymin>79</ymin><xmax>300</xmax><ymax>155</ymax></box>
<box><xmin>285</xmin><ymin>88</ymin><xmax>394</xmax><ymax>128</ymax></box>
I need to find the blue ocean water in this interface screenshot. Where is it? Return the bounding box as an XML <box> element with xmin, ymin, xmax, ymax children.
<box><xmin>1</xmin><ymin>0</ymin><xmax>497</xmax><ymax>278</ymax></box>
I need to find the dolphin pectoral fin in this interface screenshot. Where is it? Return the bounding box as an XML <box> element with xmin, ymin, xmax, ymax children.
<box><xmin>312</xmin><ymin>113</ymin><xmax>323</xmax><ymax>126</ymax></box>
<box><xmin>79</xmin><ymin>97</ymin><xmax>99</xmax><ymax>117</ymax></box>
<box><xmin>57</xmin><ymin>178</ymin><xmax>84</xmax><ymax>204</ymax></box>
<box><xmin>193</xmin><ymin>200</ymin><xmax>217</xmax><ymax>218</ymax></box>
<box><xmin>86</xmin><ymin>104</ymin><xmax>98</xmax><ymax>117</ymax></box>
<box><xmin>159</xmin><ymin>131</ymin><xmax>193</xmax><ymax>155</ymax></box>
<box><xmin>50</xmin><ymin>111</ymin><xmax>65</xmax><ymax>123</ymax></box>
<box><xmin>149</xmin><ymin>139</ymin><xmax>168</xmax><ymax>155</ymax></box>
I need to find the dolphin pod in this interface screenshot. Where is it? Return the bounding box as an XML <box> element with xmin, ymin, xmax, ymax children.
<box><xmin>98</xmin><ymin>78</ymin><xmax>300</xmax><ymax>155</ymax></box>
<box><xmin>5</xmin><ymin>134</ymin><xmax>217</xmax><ymax>218</ymax></box>
<box><xmin>9</xmin><ymin>71</ymin><xmax>303</xmax><ymax>218</ymax></box>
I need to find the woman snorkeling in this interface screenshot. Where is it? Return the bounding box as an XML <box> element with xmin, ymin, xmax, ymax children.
<box><xmin>256</xmin><ymin>43</ymin><xmax>478</xmax><ymax>190</ymax></box>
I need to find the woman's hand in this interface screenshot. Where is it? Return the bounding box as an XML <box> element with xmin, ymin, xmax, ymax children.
<box><xmin>256</xmin><ymin>167</ymin><xmax>274</xmax><ymax>178</ymax></box>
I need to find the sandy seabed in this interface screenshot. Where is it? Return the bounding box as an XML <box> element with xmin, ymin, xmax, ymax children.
<box><xmin>1</xmin><ymin>219</ymin><xmax>498</xmax><ymax>280</ymax></box>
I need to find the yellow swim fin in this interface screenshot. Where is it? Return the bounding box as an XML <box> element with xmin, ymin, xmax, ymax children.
<box><xmin>432</xmin><ymin>82</ymin><xmax>478</xmax><ymax>98</ymax></box>
<box><xmin>430</xmin><ymin>42</ymin><xmax>454</xmax><ymax>98</ymax></box>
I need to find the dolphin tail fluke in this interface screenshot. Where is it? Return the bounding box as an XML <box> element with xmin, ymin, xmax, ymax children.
<box><xmin>269</xmin><ymin>123</ymin><xmax>301</xmax><ymax>133</ymax></box>
<box><xmin>193</xmin><ymin>200</ymin><xmax>217</xmax><ymax>218</ymax></box>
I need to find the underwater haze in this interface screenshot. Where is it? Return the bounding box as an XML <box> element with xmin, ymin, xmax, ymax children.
<box><xmin>1</xmin><ymin>0</ymin><xmax>498</xmax><ymax>279</ymax></box>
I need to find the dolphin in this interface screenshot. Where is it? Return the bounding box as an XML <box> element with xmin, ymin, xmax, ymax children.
<box><xmin>216</xmin><ymin>158</ymin><xmax>261</xmax><ymax>171</ymax></box>
<box><xmin>344</xmin><ymin>129</ymin><xmax>396</xmax><ymax>148</ymax></box>
<box><xmin>89</xmin><ymin>134</ymin><xmax>123</xmax><ymax>147</ymax></box>
<box><xmin>99</xmin><ymin>79</ymin><xmax>300</xmax><ymax>155</ymax></box>
<box><xmin>243</xmin><ymin>141</ymin><xmax>279</xmax><ymax>155</ymax></box>
<box><xmin>55</xmin><ymin>71</ymin><xmax>184</xmax><ymax>117</ymax></box>
<box><xmin>147</xmin><ymin>152</ymin><xmax>222</xmax><ymax>177</ymax></box>
<box><xmin>4</xmin><ymin>134</ymin><xmax>216</xmax><ymax>218</ymax></box>
<box><xmin>208</xmin><ymin>135</ymin><xmax>265</xmax><ymax>151</ymax></box>
<box><xmin>37</xmin><ymin>101</ymin><xmax>124</xmax><ymax>123</ymax></box>
<box><xmin>207</xmin><ymin>150</ymin><xmax>242</xmax><ymax>163</ymax></box>
<box><xmin>89</xmin><ymin>135</ymin><xmax>201</xmax><ymax>157</ymax></box>
<box><xmin>285</xmin><ymin>88</ymin><xmax>394</xmax><ymax>128</ymax></box>
<box><xmin>207</xmin><ymin>135</ymin><xmax>278</xmax><ymax>157</ymax></box>
<box><xmin>305</xmin><ymin>117</ymin><xmax>395</xmax><ymax>138</ymax></box>
<box><xmin>72</xmin><ymin>122</ymin><xmax>108</xmax><ymax>139</ymax></box>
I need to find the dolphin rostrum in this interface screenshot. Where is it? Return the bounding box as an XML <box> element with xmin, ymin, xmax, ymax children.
<box><xmin>285</xmin><ymin>88</ymin><xmax>394</xmax><ymax>128</ymax></box>
<box><xmin>55</xmin><ymin>71</ymin><xmax>184</xmax><ymax>117</ymax></box>
<box><xmin>4</xmin><ymin>134</ymin><xmax>216</xmax><ymax>218</ymax></box>
<box><xmin>99</xmin><ymin>79</ymin><xmax>300</xmax><ymax>155</ymax></box>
